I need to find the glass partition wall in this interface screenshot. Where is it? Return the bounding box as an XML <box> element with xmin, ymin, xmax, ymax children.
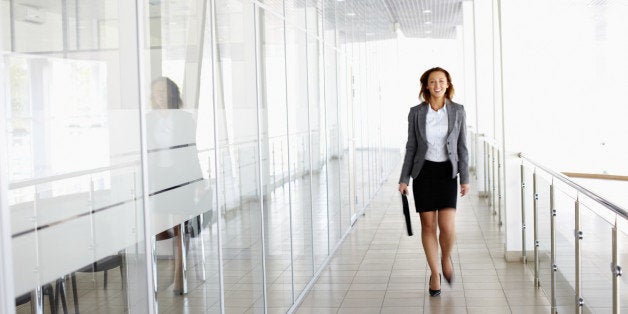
<box><xmin>0</xmin><ymin>0</ymin><xmax>400</xmax><ymax>312</ymax></box>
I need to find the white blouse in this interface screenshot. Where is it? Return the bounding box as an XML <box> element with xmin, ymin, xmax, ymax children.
<box><xmin>425</xmin><ymin>104</ymin><xmax>449</xmax><ymax>162</ymax></box>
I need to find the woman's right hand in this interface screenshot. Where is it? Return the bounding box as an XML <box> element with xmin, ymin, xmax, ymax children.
<box><xmin>399</xmin><ymin>183</ymin><xmax>408</xmax><ymax>195</ymax></box>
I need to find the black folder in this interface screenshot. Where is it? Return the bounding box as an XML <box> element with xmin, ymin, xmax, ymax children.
<box><xmin>401</xmin><ymin>192</ymin><xmax>413</xmax><ymax>236</ymax></box>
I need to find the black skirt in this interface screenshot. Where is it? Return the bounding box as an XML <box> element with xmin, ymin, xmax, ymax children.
<box><xmin>412</xmin><ymin>160</ymin><xmax>458</xmax><ymax>212</ymax></box>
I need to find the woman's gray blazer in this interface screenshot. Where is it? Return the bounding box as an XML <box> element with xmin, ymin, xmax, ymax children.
<box><xmin>398</xmin><ymin>100</ymin><xmax>469</xmax><ymax>186</ymax></box>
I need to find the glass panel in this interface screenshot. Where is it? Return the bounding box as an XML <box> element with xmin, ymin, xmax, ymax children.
<box><xmin>4</xmin><ymin>0</ymin><xmax>151</xmax><ymax>312</ymax></box>
<box><xmin>335</xmin><ymin>0</ymin><xmax>353</xmax><ymax>234</ymax></box>
<box><xmin>142</xmin><ymin>0</ymin><xmax>220</xmax><ymax>312</ymax></box>
<box><xmin>620</xmin><ymin>222</ymin><xmax>628</xmax><ymax>313</ymax></box>
<box><xmin>323</xmin><ymin>0</ymin><xmax>341</xmax><ymax>248</ymax></box>
<box><xmin>536</xmin><ymin>174</ymin><xmax>552</xmax><ymax>299</ymax></box>
<box><xmin>285</xmin><ymin>0</ymin><xmax>306</xmax><ymax>30</ymax></box>
<box><xmin>580</xmin><ymin>202</ymin><xmax>613</xmax><ymax>313</ymax></box>
<box><xmin>214</xmin><ymin>0</ymin><xmax>265</xmax><ymax>312</ymax></box>
<box><xmin>348</xmin><ymin>0</ymin><xmax>365</xmax><ymax>215</ymax></box>
<box><xmin>285</xmin><ymin>24</ymin><xmax>314</xmax><ymax>296</ymax></box>
<box><xmin>258</xmin><ymin>6</ymin><xmax>294</xmax><ymax>311</ymax></box>
<box><xmin>307</xmin><ymin>8</ymin><xmax>329</xmax><ymax>269</ymax></box>
<box><xmin>554</xmin><ymin>185</ymin><xmax>576</xmax><ymax>312</ymax></box>
<box><xmin>193</xmin><ymin>23</ymin><xmax>222</xmax><ymax>313</ymax></box>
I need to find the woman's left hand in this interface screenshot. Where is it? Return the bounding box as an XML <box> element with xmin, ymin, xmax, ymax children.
<box><xmin>460</xmin><ymin>184</ymin><xmax>470</xmax><ymax>197</ymax></box>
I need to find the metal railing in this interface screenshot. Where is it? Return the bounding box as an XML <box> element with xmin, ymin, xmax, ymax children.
<box><xmin>472</xmin><ymin>131</ymin><xmax>626</xmax><ymax>313</ymax></box>
<box><xmin>519</xmin><ymin>153</ymin><xmax>626</xmax><ymax>314</ymax></box>
<box><xmin>473</xmin><ymin>132</ymin><xmax>504</xmax><ymax>227</ymax></box>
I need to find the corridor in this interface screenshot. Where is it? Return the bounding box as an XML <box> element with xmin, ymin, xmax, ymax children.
<box><xmin>294</xmin><ymin>165</ymin><xmax>550</xmax><ymax>313</ymax></box>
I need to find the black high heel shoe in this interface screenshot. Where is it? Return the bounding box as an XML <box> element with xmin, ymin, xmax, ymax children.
<box><xmin>429</xmin><ymin>274</ymin><xmax>441</xmax><ymax>297</ymax></box>
<box><xmin>443</xmin><ymin>256</ymin><xmax>454</xmax><ymax>285</ymax></box>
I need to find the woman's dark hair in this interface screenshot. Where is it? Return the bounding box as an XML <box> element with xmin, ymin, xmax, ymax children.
<box><xmin>151</xmin><ymin>77</ymin><xmax>182</xmax><ymax>109</ymax></box>
<box><xmin>419</xmin><ymin>67</ymin><xmax>455</xmax><ymax>102</ymax></box>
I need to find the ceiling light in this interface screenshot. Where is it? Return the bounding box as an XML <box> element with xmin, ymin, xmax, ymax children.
<box><xmin>425</xmin><ymin>30</ymin><xmax>432</xmax><ymax>34</ymax></box>
<box><xmin>347</xmin><ymin>12</ymin><xmax>356</xmax><ymax>16</ymax></box>
<box><xmin>423</xmin><ymin>9</ymin><xmax>432</xmax><ymax>14</ymax></box>
<box><xmin>425</xmin><ymin>21</ymin><xmax>432</xmax><ymax>25</ymax></box>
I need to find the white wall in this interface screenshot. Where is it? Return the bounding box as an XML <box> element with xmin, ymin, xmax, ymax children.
<box><xmin>499</xmin><ymin>0</ymin><xmax>628</xmax><ymax>256</ymax></box>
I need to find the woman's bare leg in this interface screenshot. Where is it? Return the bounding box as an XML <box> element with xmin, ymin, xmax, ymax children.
<box><xmin>419</xmin><ymin>211</ymin><xmax>440</xmax><ymax>290</ymax></box>
<box><xmin>438</xmin><ymin>208</ymin><xmax>456</xmax><ymax>281</ymax></box>
<box><xmin>173</xmin><ymin>224</ymin><xmax>183</xmax><ymax>294</ymax></box>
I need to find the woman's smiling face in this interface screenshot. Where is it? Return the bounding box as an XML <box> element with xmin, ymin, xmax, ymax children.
<box><xmin>427</xmin><ymin>71</ymin><xmax>449</xmax><ymax>99</ymax></box>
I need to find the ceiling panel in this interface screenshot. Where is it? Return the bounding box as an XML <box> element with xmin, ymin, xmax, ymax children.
<box><xmin>386</xmin><ymin>0</ymin><xmax>462</xmax><ymax>39</ymax></box>
<box><xmin>332</xmin><ymin>0</ymin><xmax>464</xmax><ymax>42</ymax></box>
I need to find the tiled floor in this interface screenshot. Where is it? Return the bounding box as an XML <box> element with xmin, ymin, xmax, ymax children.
<box><xmin>294</xmin><ymin>173</ymin><xmax>552</xmax><ymax>313</ymax></box>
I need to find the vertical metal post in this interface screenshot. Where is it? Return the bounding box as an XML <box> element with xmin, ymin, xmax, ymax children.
<box><xmin>612</xmin><ymin>218</ymin><xmax>621</xmax><ymax>314</ymax></box>
<box><xmin>487</xmin><ymin>143</ymin><xmax>492</xmax><ymax>207</ymax></box>
<box><xmin>497</xmin><ymin>149</ymin><xmax>502</xmax><ymax>226</ymax></box>
<box><xmin>252</xmin><ymin>4</ymin><xmax>269</xmax><ymax>311</ymax></box>
<box><xmin>31</xmin><ymin>189</ymin><xmax>43</xmax><ymax>314</ymax></box>
<box><xmin>30</xmin><ymin>286</ymin><xmax>43</xmax><ymax>314</ymax></box>
<box><xmin>533</xmin><ymin>170</ymin><xmax>539</xmax><ymax>286</ymax></box>
<box><xmin>492</xmin><ymin>145</ymin><xmax>496</xmax><ymax>215</ymax></box>
<box><xmin>197</xmin><ymin>215</ymin><xmax>207</xmax><ymax>282</ymax></box>
<box><xmin>484</xmin><ymin>141</ymin><xmax>489</xmax><ymax>198</ymax></box>
<box><xmin>550</xmin><ymin>182</ymin><xmax>557</xmax><ymax>314</ymax></box>
<box><xmin>520</xmin><ymin>163</ymin><xmax>526</xmax><ymax>263</ymax></box>
<box><xmin>209</xmin><ymin>0</ymin><xmax>226</xmax><ymax>310</ymax></box>
<box><xmin>575</xmin><ymin>197</ymin><xmax>583</xmax><ymax>313</ymax></box>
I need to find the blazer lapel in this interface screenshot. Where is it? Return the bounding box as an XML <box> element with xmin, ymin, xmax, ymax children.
<box><xmin>417</xmin><ymin>103</ymin><xmax>427</xmax><ymax>141</ymax></box>
<box><xmin>446</xmin><ymin>99</ymin><xmax>456</xmax><ymax>137</ymax></box>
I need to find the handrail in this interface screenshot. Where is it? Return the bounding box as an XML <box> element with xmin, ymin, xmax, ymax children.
<box><xmin>519</xmin><ymin>153</ymin><xmax>628</xmax><ymax>220</ymax></box>
<box><xmin>562</xmin><ymin>172</ymin><xmax>628</xmax><ymax>182</ymax></box>
<box><xmin>9</xmin><ymin>160</ymin><xmax>139</xmax><ymax>190</ymax></box>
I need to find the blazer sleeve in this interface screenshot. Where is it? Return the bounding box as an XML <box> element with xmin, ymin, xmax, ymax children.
<box><xmin>399</xmin><ymin>108</ymin><xmax>417</xmax><ymax>185</ymax></box>
<box><xmin>457</xmin><ymin>107</ymin><xmax>470</xmax><ymax>185</ymax></box>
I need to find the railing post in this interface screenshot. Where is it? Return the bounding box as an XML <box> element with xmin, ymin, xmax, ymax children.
<box><xmin>30</xmin><ymin>286</ymin><xmax>43</xmax><ymax>314</ymax></box>
<box><xmin>612</xmin><ymin>217</ymin><xmax>621</xmax><ymax>314</ymax></box>
<box><xmin>498</xmin><ymin>149</ymin><xmax>502</xmax><ymax>226</ymax></box>
<box><xmin>484</xmin><ymin>141</ymin><xmax>489</xmax><ymax>199</ymax></box>
<box><xmin>550</xmin><ymin>182</ymin><xmax>557</xmax><ymax>314</ymax></box>
<box><xmin>492</xmin><ymin>145</ymin><xmax>496</xmax><ymax>215</ymax></box>
<box><xmin>533</xmin><ymin>169</ymin><xmax>539</xmax><ymax>287</ymax></box>
<box><xmin>575</xmin><ymin>197</ymin><xmax>583</xmax><ymax>313</ymax></box>
<box><xmin>520</xmin><ymin>163</ymin><xmax>526</xmax><ymax>263</ymax></box>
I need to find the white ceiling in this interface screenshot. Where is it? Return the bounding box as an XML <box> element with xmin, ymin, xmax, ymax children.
<box><xmin>331</xmin><ymin>0</ymin><xmax>464</xmax><ymax>42</ymax></box>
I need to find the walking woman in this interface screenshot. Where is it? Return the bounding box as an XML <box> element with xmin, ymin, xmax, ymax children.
<box><xmin>398</xmin><ymin>67</ymin><xmax>470</xmax><ymax>297</ymax></box>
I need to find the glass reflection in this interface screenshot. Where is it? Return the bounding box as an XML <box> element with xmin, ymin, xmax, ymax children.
<box><xmin>147</xmin><ymin>77</ymin><xmax>205</xmax><ymax>298</ymax></box>
<box><xmin>307</xmin><ymin>14</ymin><xmax>330</xmax><ymax>268</ymax></box>
<box><xmin>4</xmin><ymin>0</ymin><xmax>151</xmax><ymax>312</ymax></box>
<box><xmin>144</xmin><ymin>0</ymin><xmax>220</xmax><ymax>311</ymax></box>
<box><xmin>1</xmin><ymin>0</ymin><xmax>402</xmax><ymax>311</ymax></box>
<box><xmin>259</xmin><ymin>6</ymin><xmax>294</xmax><ymax>310</ymax></box>
<box><xmin>285</xmin><ymin>25</ymin><xmax>314</xmax><ymax>296</ymax></box>
<box><xmin>214</xmin><ymin>0</ymin><xmax>265</xmax><ymax>311</ymax></box>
